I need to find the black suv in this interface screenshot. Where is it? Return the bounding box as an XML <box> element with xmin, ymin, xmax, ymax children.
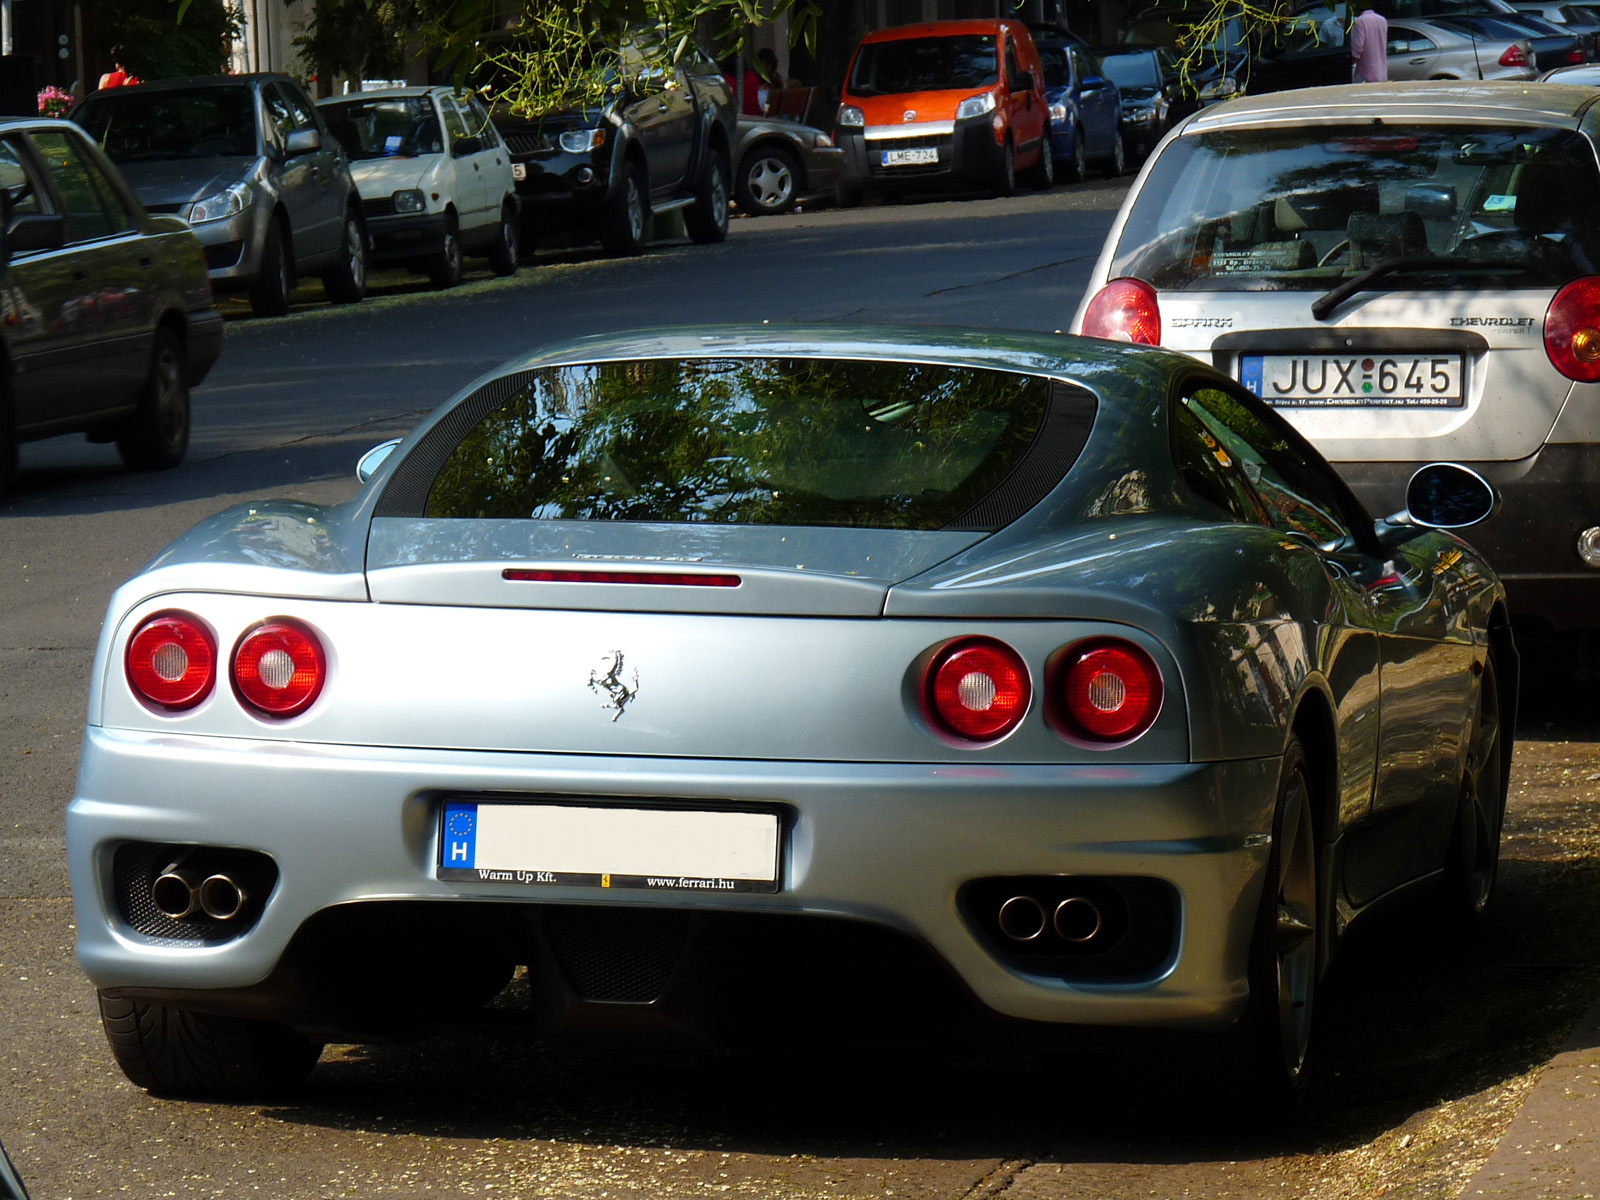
<box><xmin>491</xmin><ymin>37</ymin><xmax>735</xmax><ymax>255</ymax></box>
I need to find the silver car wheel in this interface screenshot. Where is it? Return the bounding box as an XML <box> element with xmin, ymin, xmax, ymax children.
<box><xmin>1272</xmin><ymin>759</ymin><xmax>1317</xmax><ymax>1080</ymax></box>
<box><xmin>627</xmin><ymin>177</ymin><xmax>645</xmax><ymax>242</ymax></box>
<box><xmin>748</xmin><ymin>155</ymin><xmax>793</xmax><ymax>210</ymax></box>
<box><xmin>1460</xmin><ymin>654</ymin><xmax>1506</xmax><ymax>915</ymax></box>
<box><xmin>345</xmin><ymin>219</ymin><xmax>366</xmax><ymax>291</ymax></box>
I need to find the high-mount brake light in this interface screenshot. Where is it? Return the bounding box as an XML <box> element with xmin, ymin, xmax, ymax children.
<box><xmin>1056</xmin><ymin>639</ymin><xmax>1163</xmax><ymax>743</ymax></box>
<box><xmin>1544</xmin><ymin>276</ymin><xmax>1600</xmax><ymax>383</ymax></box>
<box><xmin>232</xmin><ymin>619</ymin><xmax>327</xmax><ymax>718</ymax></box>
<box><xmin>502</xmin><ymin>568</ymin><xmax>741</xmax><ymax>587</ymax></box>
<box><xmin>925</xmin><ymin>638</ymin><xmax>1031</xmax><ymax>742</ymax></box>
<box><xmin>125</xmin><ymin>612</ymin><xmax>216</xmax><ymax>712</ymax></box>
<box><xmin>1081</xmin><ymin>278</ymin><xmax>1161</xmax><ymax>346</ymax></box>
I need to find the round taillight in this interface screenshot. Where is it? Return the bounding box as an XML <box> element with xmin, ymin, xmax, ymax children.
<box><xmin>125</xmin><ymin>612</ymin><xmax>216</xmax><ymax>712</ymax></box>
<box><xmin>926</xmin><ymin>638</ymin><xmax>1031</xmax><ymax>742</ymax></box>
<box><xmin>1057</xmin><ymin>639</ymin><xmax>1163</xmax><ymax>743</ymax></box>
<box><xmin>1545</xmin><ymin>276</ymin><xmax>1600</xmax><ymax>383</ymax></box>
<box><xmin>232</xmin><ymin>619</ymin><xmax>326</xmax><ymax>717</ymax></box>
<box><xmin>1081</xmin><ymin>278</ymin><xmax>1161</xmax><ymax>346</ymax></box>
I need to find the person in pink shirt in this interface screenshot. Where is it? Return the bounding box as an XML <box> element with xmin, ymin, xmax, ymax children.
<box><xmin>1350</xmin><ymin>1</ymin><xmax>1389</xmax><ymax>82</ymax></box>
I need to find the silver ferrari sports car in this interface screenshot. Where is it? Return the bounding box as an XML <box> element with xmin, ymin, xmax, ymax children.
<box><xmin>68</xmin><ymin>327</ymin><xmax>1514</xmax><ymax>1101</ymax></box>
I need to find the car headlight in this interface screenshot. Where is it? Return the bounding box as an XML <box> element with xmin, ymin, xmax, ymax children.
<box><xmin>1048</xmin><ymin>102</ymin><xmax>1068</xmax><ymax>124</ymax></box>
<box><xmin>188</xmin><ymin>181</ymin><xmax>252</xmax><ymax>225</ymax></box>
<box><xmin>392</xmin><ymin>189</ymin><xmax>426</xmax><ymax>213</ymax></box>
<box><xmin>955</xmin><ymin>91</ymin><xmax>997</xmax><ymax>120</ymax></box>
<box><xmin>1198</xmin><ymin>77</ymin><xmax>1240</xmax><ymax>100</ymax></box>
<box><xmin>558</xmin><ymin>127</ymin><xmax>606</xmax><ymax>154</ymax></box>
<box><xmin>1126</xmin><ymin>106</ymin><xmax>1159</xmax><ymax>124</ymax></box>
<box><xmin>836</xmin><ymin>104</ymin><xmax>865</xmax><ymax>127</ymax></box>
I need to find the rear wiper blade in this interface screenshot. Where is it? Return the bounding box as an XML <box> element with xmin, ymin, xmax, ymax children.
<box><xmin>1311</xmin><ymin>256</ymin><xmax>1532</xmax><ymax>320</ymax></box>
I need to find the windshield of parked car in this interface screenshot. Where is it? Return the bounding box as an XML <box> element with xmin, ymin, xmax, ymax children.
<box><xmin>1110</xmin><ymin>122</ymin><xmax>1600</xmax><ymax>291</ymax></box>
<box><xmin>319</xmin><ymin>96</ymin><xmax>441</xmax><ymax>159</ymax></box>
<box><xmin>1100</xmin><ymin>51</ymin><xmax>1160</xmax><ymax>88</ymax></box>
<box><xmin>423</xmin><ymin>358</ymin><xmax>1071</xmax><ymax>529</ymax></box>
<box><xmin>848</xmin><ymin>36</ymin><xmax>1000</xmax><ymax>95</ymax></box>
<box><xmin>74</xmin><ymin>87</ymin><xmax>257</xmax><ymax>162</ymax></box>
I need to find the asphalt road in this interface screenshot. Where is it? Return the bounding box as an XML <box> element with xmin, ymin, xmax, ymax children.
<box><xmin>3</xmin><ymin>179</ymin><xmax>1599</xmax><ymax>1200</ymax></box>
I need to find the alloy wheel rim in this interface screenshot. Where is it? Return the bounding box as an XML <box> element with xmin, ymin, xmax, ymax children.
<box><xmin>1074</xmin><ymin>134</ymin><xmax>1086</xmax><ymax>179</ymax></box>
<box><xmin>750</xmin><ymin>158</ymin><xmax>792</xmax><ymax>208</ymax></box>
<box><xmin>1114</xmin><ymin>136</ymin><xmax>1125</xmax><ymax>174</ymax></box>
<box><xmin>712</xmin><ymin>164</ymin><xmax>728</xmax><ymax>225</ymax></box>
<box><xmin>1042</xmin><ymin>137</ymin><xmax>1053</xmax><ymax>184</ymax></box>
<box><xmin>346</xmin><ymin>221</ymin><xmax>365</xmax><ymax>289</ymax></box>
<box><xmin>155</xmin><ymin>350</ymin><xmax>186</xmax><ymax>448</ymax></box>
<box><xmin>446</xmin><ymin>233</ymin><xmax>461</xmax><ymax>273</ymax></box>
<box><xmin>627</xmin><ymin>180</ymin><xmax>644</xmax><ymax>240</ymax></box>
<box><xmin>504</xmin><ymin>216</ymin><xmax>517</xmax><ymax>260</ymax></box>
<box><xmin>1464</xmin><ymin>663</ymin><xmax>1504</xmax><ymax>911</ymax></box>
<box><xmin>1275</xmin><ymin>768</ymin><xmax>1317</xmax><ymax>1078</ymax></box>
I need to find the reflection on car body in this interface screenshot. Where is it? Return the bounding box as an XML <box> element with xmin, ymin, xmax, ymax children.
<box><xmin>70</xmin><ymin>326</ymin><xmax>1512</xmax><ymax>1105</ymax></box>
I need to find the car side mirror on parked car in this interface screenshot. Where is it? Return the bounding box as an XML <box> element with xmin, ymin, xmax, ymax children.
<box><xmin>1013</xmin><ymin>70</ymin><xmax>1036</xmax><ymax>92</ymax></box>
<box><xmin>0</xmin><ymin>211</ymin><xmax>66</xmax><ymax>268</ymax></box>
<box><xmin>1390</xmin><ymin>462</ymin><xmax>1500</xmax><ymax>530</ymax></box>
<box><xmin>1082</xmin><ymin>73</ymin><xmax>1106</xmax><ymax>90</ymax></box>
<box><xmin>285</xmin><ymin>128</ymin><xmax>322</xmax><ymax>156</ymax></box>
<box><xmin>356</xmin><ymin>437</ymin><xmax>402</xmax><ymax>483</ymax></box>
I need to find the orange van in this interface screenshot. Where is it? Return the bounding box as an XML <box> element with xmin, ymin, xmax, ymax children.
<box><xmin>834</xmin><ymin>19</ymin><xmax>1052</xmax><ymax>204</ymax></box>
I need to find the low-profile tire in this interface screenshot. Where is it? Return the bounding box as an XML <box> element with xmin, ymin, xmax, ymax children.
<box><xmin>1241</xmin><ymin>735</ymin><xmax>1320</xmax><ymax>1109</ymax></box>
<box><xmin>736</xmin><ymin>145</ymin><xmax>801</xmax><ymax>216</ymax></box>
<box><xmin>487</xmin><ymin>203</ymin><xmax>519</xmax><ymax>276</ymax></box>
<box><xmin>320</xmin><ymin>210</ymin><xmax>367</xmax><ymax>305</ymax></box>
<box><xmin>428</xmin><ymin>215</ymin><xmax>464</xmax><ymax>289</ymax></box>
<box><xmin>993</xmin><ymin>137</ymin><xmax>1017</xmax><ymax>197</ymax></box>
<box><xmin>684</xmin><ymin>146</ymin><xmax>731</xmax><ymax>244</ymax></box>
<box><xmin>1061</xmin><ymin>126</ymin><xmax>1088</xmax><ymax>184</ymax></box>
<box><xmin>116</xmin><ymin>328</ymin><xmax>189</xmax><ymax>471</ymax></box>
<box><xmin>600</xmin><ymin>161</ymin><xmax>649</xmax><ymax>256</ymax></box>
<box><xmin>1441</xmin><ymin>651</ymin><xmax>1507</xmax><ymax>934</ymax></box>
<box><xmin>248</xmin><ymin>221</ymin><xmax>292</xmax><ymax>318</ymax></box>
<box><xmin>1027</xmin><ymin>127</ymin><xmax>1055</xmax><ymax>189</ymax></box>
<box><xmin>98</xmin><ymin>992</ymin><xmax>322</xmax><ymax>1099</ymax></box>
<box><xmin>1101</xmin><ymin>131</ymin><xmax>1127</xmax><ymax>179</ymax></box>
<box><xmin>834</xmin><ymin>181</ymin><xmax>864</xmax><ymax>209</ymax></box>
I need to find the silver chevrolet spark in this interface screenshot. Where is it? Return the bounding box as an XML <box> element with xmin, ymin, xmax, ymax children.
<box><xmin>1074</xmin><ymin>81</ymin><xmax>1600</xmax><ymax>630</ymax></box>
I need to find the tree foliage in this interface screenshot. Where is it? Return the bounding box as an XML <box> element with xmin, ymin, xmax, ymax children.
<box><xmin>108</xmin><ymin>0</ymin><xmax>239</xmax><ymax>82</ymax></box>
<box><xmin>1167</xmin><ymin>0</ymin><xmax>1312</xmax><ymax>96</ymax></box>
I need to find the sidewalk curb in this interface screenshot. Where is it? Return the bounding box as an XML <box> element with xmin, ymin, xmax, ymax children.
<box><xmin>1463</xmin><ymin>991</ymin><xmax>1600</xmax><ymax>1198</ymax></box>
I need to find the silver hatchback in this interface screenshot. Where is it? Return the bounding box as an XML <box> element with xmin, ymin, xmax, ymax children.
<box><xmin>1074</xmin><ymin>81</ymin><xmax>1600</xmax><ymax>629</ymax></box>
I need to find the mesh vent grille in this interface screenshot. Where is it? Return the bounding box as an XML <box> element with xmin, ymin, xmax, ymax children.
<box><xmin>544</xmin><ymin>907</ymin><xmax>690</xmax><ymax>1002</ymax></box>
<box><xmin>110</xmin><ymin>842</ymin><xmax>276</xmax><ymax>946</ymax></box>
<box><xmin>946</xmin><ymin>380</ymin><xmax>1098</xmax><ymax>530</ymax></box>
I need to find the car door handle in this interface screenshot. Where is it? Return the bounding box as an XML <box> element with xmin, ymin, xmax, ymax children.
<box><xmin>1409</xmin><ymin>55</ymin><xmax>1427</xmax><ymax>63</ymax></box>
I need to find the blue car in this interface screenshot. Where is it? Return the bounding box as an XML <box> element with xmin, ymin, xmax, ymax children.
<box><xmin>1033</xmin><ymin>31</ymin><xmax>1125</xmax><ymax>179</ymax></box>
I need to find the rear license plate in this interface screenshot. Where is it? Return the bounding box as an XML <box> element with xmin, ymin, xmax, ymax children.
<box><xmin>1241</xmin><ymin>354</ymin><xmax>1464</xmax><ymax>407</ymax></box>
<box><xmin>438</xmin><ymin>801</ymin><xmax>781</xmax><ymax>893</ymax></box>
<box><xmin>511</xmin><ymin>163</ymin><xmax>527</xmax><ymax>181</ymax></box>
<box><xmin>881</xmin><ymin>147</ymin><xmax>938</xmax><ymax>166</ymax></box>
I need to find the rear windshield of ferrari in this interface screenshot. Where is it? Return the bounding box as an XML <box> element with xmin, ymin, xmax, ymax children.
<box><xmin>424</xmin><ymin>358</ymin><xmax>1058</xmax><ymax>529</ymax></box>
<box><xmin>1110</xmin><ymin>123</ymin><xmax>1600</xmax><ymax>291</ymax></box>
<box><xmin>848</xmin><ymin>36</ymin><xmax>999</xmax><ymax>95</ymax></box>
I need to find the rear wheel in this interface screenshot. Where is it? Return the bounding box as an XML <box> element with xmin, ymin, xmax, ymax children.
<box><xmin>736</xmin><ymin>146</ymin><xmax>800</xmax><ymax>216</ymax></box>
<box><xmin>1101</xmin><ymin>131</ymin><xmax>1127</xmax><ymax>178</ymax></box>
<box><xmin>487</xmin><ymin>203</ymin><xmax>519</xmax><ymax>276</ymax></box>
<box><xmin>321</xmin><ymin>210</ymin><xmax>367</xmax><ymax>304</ymax></box>
<box><xmin>116</xmin><ymin>328</ymin><xmax>189</xmax><ymax>471</ymax></box>
<box><xmin>248</xmin><ymin>221</ymin><xmax>292</xmax><ymax>318</ymax></box>
<box><xmin>600</xmin><ymin>161</ymin><xmax>649</xmax><ymax>255</ymax></box>
<box><xmin>98</xmin><ymin>992</ymin><xmax>322</xmax><ymax>1099</ymax></box>
<box><xmin>1442</xmin><ymin>652</ymin><xmax>1507</xmax><ymax>932</ymax></box>
<box><xmin>1062</xmin><ymin>127</ymin><xmax>1088</xmax><ymax>183</ymax></box>
<box><xmin>428</xmin><ymin>215</ymin><xmax>464</xmax><ymax>289</ymax></box>
<box><xmin>684</xmin><ymin>146</ymin><xmax>731</xmax><ymax>243</ymax></box>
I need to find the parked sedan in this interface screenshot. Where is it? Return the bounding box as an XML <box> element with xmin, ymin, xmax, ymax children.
<box><xmin>1035</xmin><ymin>30</ymin><xmax>1124</xmax><ymax>178</ymax></box>
<box><xmin>1542</xmin><ymin>58</ymin><xmax>1600</xmax><ymax>75</ymax></box>
<box><xmin>0</xmin><ymin>118</ymin><xmax>221</xmax><ymax>493</ymax></box>
<box><xmin>318</xmin><ymin>88</ymin><xmax>518</xmax><ymax>288</ymax></box>
<box><xmin>1093</xmin><ymin>46</ymin><xmax>1186</xmax><ymax>161</ymax></box>
<box><xmin>73</xmin><ymin>74</ymin><xmax>367</xmax><ymax>318</ymax></box>
<box><xmin>70</xmin><ymin>325</ymin><xmax>1511</xmax><ymax>1104</ymax></box>
<box><xmin>1386</xmin><ymin>16</ymin><xmax>1538</xmax><ymax>78</ymax></box>
<box><xmin>732</xmin><ymin>116</ymin><xmax>842</xmax><ymax>216</ymax></box>
<box><xmin>1074</xmin><ymin>80</ymin><xmax>1600</xmax><ymax>630</ymax></box>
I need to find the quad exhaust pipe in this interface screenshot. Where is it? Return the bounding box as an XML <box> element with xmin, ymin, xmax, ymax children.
<box><xmin>151</xmin><ymin>862</ymin><xmax>247</xmax><ymax>921</ymax></box>
<box><xmin>997</xmin><ymin>893</ymin><xmax>1105</xmax><ymax>944</ymax></box>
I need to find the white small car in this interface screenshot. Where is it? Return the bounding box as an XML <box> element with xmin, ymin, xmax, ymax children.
<box><xmin>1073</xmin><ymin>81</ymin><xmax>1600</xmax><ymax>631</ymax></box>
<box><xmin>318</xmin><ymin>87</ymin><xmax>518</xmax><ymax>288</ymax></box>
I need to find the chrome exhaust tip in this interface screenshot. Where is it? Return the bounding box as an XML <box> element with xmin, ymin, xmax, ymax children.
<box><xmin>997</xmin><ymin>895</ymin><xmax>1047</xmax><ymax>942</ymax></box>
<box><xmin>151</xmin><ymin>868</ymin><xmax>201</xmax><ymax>920</ymax></box>
<box><xmin>198</xmin><ymin>874</ymin><xmax>246</xmax><ymax>921</ymax></box>
<box><xmin>1054</xmin><ymin>896</ymin><xmax>1104</xmax><ymax>944</ymax></box>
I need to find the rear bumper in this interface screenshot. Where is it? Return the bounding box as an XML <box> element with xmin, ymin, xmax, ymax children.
<box><xmin>1334</xmin><ymin>443</ymin><xmax>1600</xmax><ymax>628</ymax></box>
<box><xmin>69</xmin><ymin>726</ymin><xmax>1281</xmax><ymax>1036</ymax></box>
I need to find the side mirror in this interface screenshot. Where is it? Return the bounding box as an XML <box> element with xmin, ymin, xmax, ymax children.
<box><xmin>285</xmin><ymin>128</ymin><xmax>322</xmax><ymax>156</ymax></box>
<box><xmin>4</xmin><ymin>212</ymin><xmax>65</xmax><ymax>264</ymax></box>
<box><xmin>1397</xmin><ymin>462</ymin><xmax>1499</xmax><ymax>529</ymax></box>
<box><xmin>1013</xmin><ymin>69</ymin><xmax>1036</xmax><ymax>92</ymax></box>
<box><xmin>1082</xmin><ymin>73</ymin><xmax>1106</xmax><ymax>90</ymax></box>
<box><xmin>0</xmin><ymin>1139</ymin><xmax>32</xmax><ymax>1200</ymax></box>
<box><xmin>356</xmin><ymin>437</ymin><xmax>402</xmax><ymax>484</ymax></box>
<box><xmin>452</xmin><ymin>135</ymin><xmax>482</xmax><ymax>157</ymax></box>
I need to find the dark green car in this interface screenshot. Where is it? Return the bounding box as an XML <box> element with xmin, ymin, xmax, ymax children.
<box><xmin>0</xmin><ymin>119</ymin><xmax>221</xmax><ymax>495</ymax></box>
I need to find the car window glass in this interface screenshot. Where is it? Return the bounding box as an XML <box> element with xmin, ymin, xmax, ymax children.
<box><xmin>73</xmin><ymin>87</ymin><xmax>258</xmax><ymax>162</ymax></box>
<box><xmin>27</xmin><ymin>129</ymin><xmax>130</xmax><ymax>242</ymax></box>
<box><xmin>1037</xmin><ymin>42</ymin><xmax>1072</xmax><ymax>88</ymax></box>
<box><xmin>319</xmin><ymin>95</ymin><xmax>441</xmax><ymax>158</ymax></box>
<box><xmin>1171</xmin><ymin>398</ymin><xmax>1272</xmax><ymax>524</ymax></box>
<box><xmin>1101</xmin><ymin>51</ymin><xmax>1160</xmax><ymax>89</ymax></box>
<box><xmin>462</xmin><ymin>96</ymin><xmax>500</xmax><ymax>147</ymax></box>
<box><xmin>439</xmin><ymin>96</ymin><xmax>471</xmax><ymax>148</ymax></box>
<box><xmin>0</xmin><ymin>136</ymin><xmax>45</xmax><ymax>225</ymax></box>
<box><xmin>1112</xmin><ymin>122</ymin><xmax>1600</xmax><ymax>292</ymax></box>
<box><xmin>1005</xmin><ymin>36</ymin><xmax>1023</xmax><ymax>87</ymax></box>
<box><xmin>261</xmin><ymin>86</ymin><xmax>296</xmax><ymax>149</ymax></box>
<box><xmin>848</xmin><ymin>35</ymin><xmax>999</xmax><ymax>94</ymax></box>
<box><xmin>1183</xmin><ymin>385</ymin><xmax>1358</xmax><ymax>543</ymax></box>
<box><xmin>276</xmin><ymin>82</ymin><xmax>319</xmax><ymax>131</ymax></box>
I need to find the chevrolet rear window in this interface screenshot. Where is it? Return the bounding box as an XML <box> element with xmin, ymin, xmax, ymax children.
<box><xmin>423</xmin><ymin>358</ymin><xmax>1060</xmax><ymax>529</ymax></box>
<box><xmin>1110</xmin><ymin>123</ymin><xmax>1600</xmax><ymax>290</ymax></box>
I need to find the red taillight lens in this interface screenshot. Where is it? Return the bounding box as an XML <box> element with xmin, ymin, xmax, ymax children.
<box><xmin>925</xmin><ymin>638</ymin><xmax>1031</xmax><ymax>742</ymax></box>
<box><xmin>125</xmin><ymin>612</ymin><xmax>216</xmax><ymax>711</ymax></box>
<box><xmin>1569</xmin><ymin>45</ymin><xmax>1587</xmax><ymax>63</ymax></box>
<box><xmin>1057</xmin><ymin>640</ymin><xmax>1163</xmax><ymax>742</ymax></box>
<box><xmin>1500</xmin><ymin>42</ymin><xmax>1529</xmax><ymax>66</ymax></box>
<box><xmin>1081</xmin><ymin>278</ymin><xmax>1161</xmax><ymax>346</ymax></box>
<box><xmin>1544</xmin><ymin>275</ymin><xmax>1600</xmax><ymax>382</ymax></box>
<box><xmin>232</xmin><ymin>619</ymin><xmax>326</xmax><ymax>717</ymax></box>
